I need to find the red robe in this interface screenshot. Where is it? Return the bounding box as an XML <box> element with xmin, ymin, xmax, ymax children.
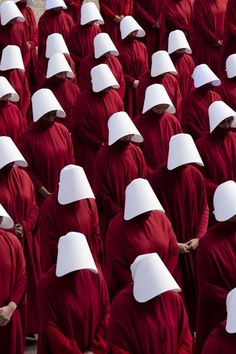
<box><xmin>150</xmin><ymin>164</ymin><xmax>209</xmax><ymax>329</ymax></box>
<box><xmin>0</xmin><ymin>230</ymin><xmax>26</xmax><ymax>354</ymax></box>
<box><xmin>19</xmin><ymin>120</ymin><xmax>75</xmax><ymax>203</ymax></box>
<box><xmin>100</xmin><ymin>0</ymin><xmax>134</xmax><ymax>43</ymax></box>
<box><xmin>196</xmin><ymin>220</ymin><xmax>236</xmax><ymax>353</ymax></box>
<box><xmin>170</xmin><ymin>53</ymin><xmax>195</xmax><ymax>98</ymax></box>
<box><xmin>64</xmin><ymin>0</ymin><xmax>82</xmax><ymax>23</ymax></box>
<box><xmin>215</xmin><ymin>76</ymin><xmax>236</xmax><ymax>111</ymax></box>
<box><xmin>202</xmin><ymin>321</ymin><xmax>236</xmax><ymax>354</ymax></box>
<box><xmin>136</xmin><ymin>70</ymin><xmax>182</xmax><ymax>120</ymax></box>
<box><xmin>39</xmin><ymin>76</ymin><xmax>81</xmax><ymax>132</ymax></box>
<box><xmin>39</xmin><ymin>190</ymin><xmax>103</xmax><ymax>272</ymax></box>
<box><xmin>191</xmin><ymin>0</ymin><xmax>227</xmax><ymax>76</ymax></box>
<box><xmin>78</xmin><ymin>52</ymin><xmax>125</xmax><ymax>99</ymax></box>
<box><xmin>108</xmin><ymin>287</ymin><xmax>193</xmax><ymax>354</ymax></box>
<box><xmin>135</xmin><ymin>111</ymin><xmax>182</xmax><ymax>169</ymax></box>
<box><xmin>181</xmin><ymin>86</ymin><xmax>221</xmax><ymax>140</ymax></box>
<box><xmin>37</xmin><ymin>266</ymin><xmax>110</xmax><ymax>354</ymax></box>
<box><xmin>0</xmin><ymin>166</ymin><xmax>40</xmax><ymax>334</ymax></box>
<box><xmin>105</xmin><ymin>211</ymin><xmax>179</xmax><ymax>299</ymax></box>
<box><xmin>38</xmin><ymin>9</ymin><xmax>74</xmax><ymax>58</ymax></box>
<box><xmin>222</xmin><ymin>0</ymin><xmax>236</xmax><ymax>64</ymax></box>
<box><xmin>117</xmin><ymin>37</ymin><xmax>148</xmax><ymax>119</ymax></box>
<box><xmin>0</xmin><ymin>101</ymin><xmax>25</xmax><ymax>146</ymax></box>
<box><xmin>71</xmin><ymin>89</ymin><xmax>124</xmax><ymax>185</ymax></box>
<box><xmin>94</xmin><ymin>142</ymin><xmax>147</xmax><ymax>238</ymax></box>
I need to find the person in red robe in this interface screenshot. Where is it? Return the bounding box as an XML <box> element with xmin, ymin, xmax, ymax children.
<box><xmin>39</xmin><ymin>164</ymin><xmax>103</xmax><ymax>272</ymax></box>
<box><xmin>38</xmin><ymin>0</ymin><xmax>74</xmax><ymax>58</ymax></box>
<box><xmin>216</xmin><ymin>54</ymin><xmax>236</xmax><ymax>111</ymax></box>
<box><xmin>39</xmin><ymin>52</ymin><xmax>80</xmax><ymax>132</ymax></box>
<box><xmin>78</xmin><ymin>32</ymin><xmax>125</xmax><ymax>99</ymax></box>
<box><xmin>0</xmin><ymin>204</ymin><xmax>26</xmax><ymax>354</ymax></box>
<box><xmin>37</xmin><ymin>232</ymin><xmax>110</xmax><ymax>354</ymax></box>
<box><xmin>221</xmin><ymin>0</ymin><xmax>236</xmax><ymax>66</ymax></box>
<box><xmin>182</xmin><ymin>64</ymin><xmax>221</xmax><ymax>140</ymax></box>
<box><xmin>68</xmin><ymin>2</ymin><xmax>103</xmax><ymax>76</ymax></box>
<box><xmin>64</xmin><ymin>0</ymin><xmax>82</xmax><ymax>23</ymax></box>
<box><xmin>150</xmin><ymin>133</ymin><xmax>208</xmax><ymax>330</ymax></box>
<box><xmin>117</xmin><ymin>16</ymin><xmax>148</xmax><ymax>119</ymax></box>
<box><xmin>72</xmin><ymin>63</ymin><xmax>124</xmax><ymax>185</ymax></box>
<box><xmin>135</xmin><ymin>83</ymin><xmax>182</xmax><ymax>169</ymax></box>
<box><xmin>168</xmin><ymin>30</ymin><xmax>194</xmax><ymax>98</ymax></box>
<box><xmin>0</xmin><ymin>45</ymin><xmax>30</xmax><ymax>123</ymax></box>
<box><xmin>19</xmin><ymin>88</ymin><xmax>75</xmax><ymax>204</ymax></box>
<box><xmin>0</xmin><ymin>137</ymin><xmax>41</xmax><ymax>335</ymax></box>
<box><xmin>136</xmin><ymin>50</ymin><xmax>182</xmax><ymax>119</ymax></box>
<box><xmin>94</xmin><ymin>111</ymin><xmax>146</xmax><ymax>239</ymax></box>
<box><xmin>100</xmin><ymin>0</ymin><xmax>133</xmax><ymax>43</ymax></box>
<box><xmin>196</xmin><ymin>180</ymin><xmax>236</xmax><ymax>353</ymax></box>
<box><xmin>108</xmin><ymin>253</ymin><xmax>193</xmax><ymax>354</ymax></box>
<box><xmin>105</xmin><ymin>178</ymin><xmax>179</xmax><ymax>300</ymax></box>
<box><xmin>191</xmin><ymin>0</ymin><xmax>227</xmax><ymax>76</ymax></box>
<box><xmin>0</xmin><ymin>1</ymin><xmax>30</xmax><ymax>69</ymax></box>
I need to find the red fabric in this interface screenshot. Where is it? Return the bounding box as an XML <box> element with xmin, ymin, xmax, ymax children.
<box><xmin>105</xmin><ymin>211</ymin><xmax>178</xmax><ymax>300</ymax></box>
<box><xmin>78</xmin><ymin>52</ymin><xmax>125</xmax><ymax>99</ymax></box>
<box><xmin>108</xmin><ymin>286</ymin><xmax>193</xmax><ymax>354</ymax></box>
<box><xmin>181</xmin><ymin>86</ymin><xmax>221</xmax><ymax>140</ymax></box>
<box><xmin>137</xmin><ymin>70</ymin><xmax>182</xmax><ymax>120</ymax></box>
<box><xmin>196</xmin><ymin>221</ymin><xmax>236</xmax><ymax>353</ymax></box>
<box><xmin>0</xmin><ymin>230</ymin><xmax>26</xmax><ymax>354</ymax></box>
<box><xmin>39</xmin><ymin>190</ymin><xmax>103</xmax><ymax>272</ymax></box>
<box><xmin>0</xmin><ymin>101</ymin><xmax>25</xmax><ymax>146</ymax></box>
<box><xmin>150</xmin><ymin>164</ymin><xmax>209</xmax><ymax>329</ymax></box>
<box><xmin>202</xmin><ymin>321</ymin><xmax>236</xmax><ymax>354</ymax></box>
<box><xmin>135</xmin><ymin>111</ymin><xmax>182</xmax><ymax>169</ymax></box>
<box><xmin>94</xmin><ymin>142</ymin><xmax>147</xmax><ymax>238</ymax></box>
<box><xmin>38</xmin><ymin>9</ymin><xmax>74</xmax><ymax>58</ymax></box>
<box><xmin>39</xmin><ymin>76</ymin><xmax>81</xmax><ymax>132</ymax></box>
<box><xmin>19</xmin><ymin>120</ymin><xmax>75</xmax><ymax>200</ymax></box>
<box><xmin>170</xmin><ymin>53</ymin><xmax>195</xmax><ymax>98</ymax></box>
<box><xmin>64</xmin><ymin>0</ymin><xmax>82</xmax><ymax>23</ymax></box>
<box><xmin>100</xmin><ymin>0</ymin><xmax>133</xmax><ymax>43</ymax></box>
<box><xmin>0</xmin><ymin>166</ymin><xmax>40</xmax><ymax>334</ymax></box>
<box><xmin>117</xmin><ymin>37</ymin><xmax>148</xmax><ymax>119</ymax></box>
<box><xmin>215</xmin><ymin>77</ymin><xmax>236</xmax><ymax>111</ymax></box>
<box><xmin>222</xmin><ymin>0</ymin><xmax>236</xmax><ymax>63</ymax></box>
<box><xmin>191</xmin><ymin>0</ymin><xmax>227</xmax><ymax>76</ymax></box>
<box><xmin>71</xmin><ymin>89</ymin><xmax>124</xmax><ymax>185</ymax></box>
<box><xmin>37</xmin><ymin>266</ymin><xmax>110</xmax><ymax>354</ymax></box>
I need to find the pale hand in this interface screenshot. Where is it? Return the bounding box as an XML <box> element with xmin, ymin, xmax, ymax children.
<box><xmin>133</xmin><ymin>80</ymin><xmax>139</xmax><ymax>89</ymax></box>
<box><xmin>15</xmin><ymin>223</ymin><xmax>24</xmax><ymax>238</ymax></box>
<box><xmin>178</xmin><ymin>242</ymin><xmax>190</xmax><ymax>254</ymax></box>
<box><xmin>186</xmin><ymin>238</ymin><xmax>199</xmax><ymax>251</ymax></box>
<box><xmin>0</xmin><ymin>302</ymin><xmax>17</xmax><ymax>326</ymax></box>
<box><xmin>114</xmin><ymin>15</ymin><xmax>121</xmax><ymax>23</ymax></box>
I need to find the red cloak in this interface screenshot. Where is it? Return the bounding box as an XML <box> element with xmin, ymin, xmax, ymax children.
<box><xmin>37</xmin><ymin>266</ymin><xmax>110</xmax><ymax>354</ymax></box>
<box><xmin>222</xmin><ymin>0</ymin><xmax>236</xmax><ymax>64</ymax></box>
<box><xmin>64</xmin><ymin>0</ymin><xmax>82</xmax><ymax>23</ymax></box>
<box><xmin>202</xmin><ymin>321</ymin><xmax>236</xmax><ymax>354</ymax></box>
<box><xmin>105</xmin><ymin>211</ymin><xmax>179</xmax><ymax>300</ymax></box>
<box><xmin>170</xmin><ymin>53</ymin><xmax>195</xmax><ymax>98</ymax></box>
<box><xmin>0</xmin><ymin>101</ymin><xmax>25</xmax><ymax>146</ymax></box>
<box><xmin>0</xmin><ymin>230</ymin><xmax>26</xmax><ymax>354</ymax></box>
<box><xmin>108</xmin><ymin>287</ymin><xmax>193</xmax><ymax>354</ymax></box>
<box><xmin>215</xmin><ymin>76</ymin><xmax>236</xmax><ymax>111</ymax></box>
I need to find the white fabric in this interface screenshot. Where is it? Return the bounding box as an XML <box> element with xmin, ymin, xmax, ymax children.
<box><xmin>208</xmin><ymin>101</ymin><xmax>236</xmax><ymax>132</ymax></box>
<box><xmin>11</xmin><ymin>0</ymin><xmax>34</xmax><ymax>5</ymax></box>
<box><xmin>151</xmin><ymin>50</ymin><xmax>177</xmax><ymax>77</ymax></box>
<box><xmin>226</xmin><ymin>54</ymin><xmax>236</xmax><ymax>79</ymax></box>
<box><xmin>168</xmin><ymin>30</ymin><xmax>192</xmax><ymax>54</ymax></box>
<box><xmin>167</xmin><ymin>133</ymin><xmax>204</xmax><ymax>170</ymax></box>
<box><xmin>0</xmin><ymin>204</ymin><xmax>14</xmax><ymax>229</ymax></box>
<box><xmin>80</xmin><ymin>2</ymin><xmax>104</xmax><ymax>25</ymax></box>
<box><xmin>0</xmin><ymin>1</ymin><xmax>24</xmax><ymax>25</ymax></box>
<box><xmin>32</xmin><ymin>88</ymin><xmax>66</xmax><ymax>122</ymax></box>
<box><xmin>142</xmin><ymin>83</ymin><xmax>175</xmax><ymax>114</ymax></box>
<box><xmin>108</xmin><ymin>111</ymin><xmax>143</xmax><ymax>145</ymax></box>
<box><xmin>45</xmin><ymin>0</ymin><xmax>67</xmax><ymax>10</ymax></box>
<box><xmin>46</xmin><ymin>33</ymin><xmax>70</xmax><ymax>59</ymax></box>
<box><xmin>46</xmin><ymin>52</ymin><xmax>74</xmax><ymax>78</ymax></box>
<box><xmin>124</xmin><ymin>178</ymin><xmax>164</xmax><ymax>220</ymax></box>
<box><xmin>56</xmin><ymin>232</ymin><xmax>98</xmax><ymax>277</ymax></box>
<box><xmin>0</xmin><ymin>45</ymin><xmax>24</xmax><ymax>71</ymax></box>
<box><xmin>120</xmin><ymin>16</ymin><xmax>145</xmax><ymax>40</ymax></box>
<box><xmin>58</xmin><ymin>164</ymin><xmax>95</xmax><ymax>205</ymax></box>
<box><xmin>192</xmin><ymin>64</ymin><xmax>221</xmax><ymax>88</ymax></box>
<box><xmin>213</xmin><ymin>180</ymin><xmax>236</xmax><ymax>221</ymax></box>
<box><xmin>131</xmin><ymin>253</ymin><xmax>181</xmax><ymax>303</ymax></box>
<box><xmin>91</xmin><ymin>63</ymin><xmax>119</xmax><ymax>92</ymax></box>
<box><xmin>94</xmin><ymin>32</ymin><xmax>119</xmax><ymax>59</ymax></box>
<box><xmin>0</xmin><ymin>136</ymin><xmax>27</xmax><ymax>169</ymax></box>
<box><xmin>226</xmin><ymin>288</ymin><xmax>236</xmax><ymax>333</ymax></box>
<box><xmin>0</xmin><ymin>76</ymin><xmax>19</xmax><ymax>102</ymax></box>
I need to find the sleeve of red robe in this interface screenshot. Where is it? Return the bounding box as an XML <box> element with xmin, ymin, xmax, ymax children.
<box><xmin>20</xmin><ymin>173</ymin><xmax>38</xmax><ymax>235</ymax></box>
<box><xmin>135</xmin><ymin>4</ymin><xmax>157</xmax><ymax>27</ymax></box>
<box><xmin>46</xmin><ymin>326</ymin><xmax>83</xmax><ymax>354</ymax></box>
<box><xmin>193</xmin><ymin>3</ymin><xmax>219</xmax><ymax>44</ymax></box>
